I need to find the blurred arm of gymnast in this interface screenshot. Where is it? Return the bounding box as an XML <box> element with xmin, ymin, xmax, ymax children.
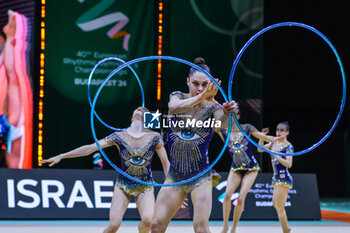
<box><xmin>215</xmin><ymin>124</ymin><xmax>285</xmax><ymax>143</ymax></box>
<box><xmin>3</xmin><ymin>10</ymin><xmax>16</xmax><ymax>79</ymax></box>
<box><xmin>3</xmin><ymin>10</ymin><xmax>22</xmax><ymax>126</ymax></box>
<box><xmin>41</xmin><ymin>139</ymin><xmax>114</xmax><ymax>167</ymax></box>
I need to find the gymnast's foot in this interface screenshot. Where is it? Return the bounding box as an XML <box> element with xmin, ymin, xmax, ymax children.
<box><xmin>220</xmin><ymin>225</ymin><xmax>229</xmax><ymax>233</ymax></box>
<box><xmin>230</xmin><ymin>227</ymin><xmax>236</xmax><ymax>233</ymax></box>
<box><xmin>285</xmin><ymin>227</ymin><xmax>291</xmax><ymax>233</ymax></box>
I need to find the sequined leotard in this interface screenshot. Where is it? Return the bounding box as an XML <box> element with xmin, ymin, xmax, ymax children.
<box><xmin>271</xmin><ymin>142</ymin><xmax>294</xmax><ymax>188</ymax></box>
<box><xmin>167</xmin><ymin>91</ymin><xmax>221</xmax><ymax>192</ymax></box>
<box><xmin>105</xmin><ymin>130</ymin><xmax>163</xmax><ymax>196</ymax></box>
<box><xmin>221</xmin><ymin>124</ymin><xmax>260</xmax><ymax>175</ymax></box>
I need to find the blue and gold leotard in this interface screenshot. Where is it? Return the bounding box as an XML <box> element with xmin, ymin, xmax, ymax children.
<box><xmin>271</xmin><ymin>142</ymin><xmax>294</xmax><ymax>188</ymax></box>
<box><xmin>105</xmin><ymin>130</ymin><xmax>163</xmax><ymax>196</ymax></box>
<box><xmin>167</xmin><ymin>91</ymin><xmax>221</xmax><ymax>192</ymax></box>
<box><xmin>221</xmin><ymin>124</ymin><xmax>260</xmax><ymax>174</ymax></box>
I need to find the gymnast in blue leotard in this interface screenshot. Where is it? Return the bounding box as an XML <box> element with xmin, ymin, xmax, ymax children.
<box><xmin>151</xmin><ymin>57</ymin><xmax>238</xmax><ymax>233</ymax></box>
<box><xmin>105</xmin><ymin>128</ymin><xmax>164</xmax><ymax>195</ymax></box>
<box><xmin>166</xmin><ymin>90</ymin><xmax>221</xmax><ymax>192</ymax></box>
<box><xmin>258</xmin><ymin>121</ymin><xmax>293</xmax><ymax>233</ymax></box>
<box><xmin>41</xmin><ymin>107</ymin><xmax>170</xmax><ymax>233</ymax></box>
<box><xmin>216</xmin><ymin>109</ymin><xmax>282</xmax><ymax>233</ymax></box>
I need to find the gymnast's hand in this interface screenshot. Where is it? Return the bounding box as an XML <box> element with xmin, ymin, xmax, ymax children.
<box><xmin>180</xmin><ymin>197</ymin><xmax>189</xmax><ymax>209</ymax></box>
<box><xmin>40</xmin><ymin>155</ymin><xmax>62</xmax><ymax>167</ymax></box>
<box><xmin>3</xmin><ymin>10</ymin><xmax>16</xmax><ymax>39</ymax></box>
<box><xmin>262</xmin><ymin>128</ymin><xmax>269</xmax><ymax>135</ymax></box>
<box><xmin>273</xmin><ymin>135</ymin><xmax>286</xmax><ymax>142</ymax></box>
<box><xmin>223</xmin><ymin>100</ymin><xmax>239</xmax><ymax>115</ymax></box>
<box><xmin>210</xmin><ymin>98</ymin><xmax>220</xmax><ymax>105</ymax></box>
<box><xmin>201</xmin><ymin>79</ymin><xmax>221</xmax><ymax>100</ymax></box>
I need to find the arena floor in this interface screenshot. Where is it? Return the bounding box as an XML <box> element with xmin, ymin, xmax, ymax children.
<box><xmin>1</xmin><ymin>220</ymin><xmax>350</xmax><ymax>233</ymax></box>
<box><xmin>2</xmin><ymin>199</ymin><xmax>349</xmax><ymax>233</ymax></box>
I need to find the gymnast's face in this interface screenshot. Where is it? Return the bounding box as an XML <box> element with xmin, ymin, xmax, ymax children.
<box><xmin>131</xmin><ymin>106</ymin><xmax>149</xmax><ymax>121</ymax></box>
<box><xmin>276</xmin><ymin>123</ymin><xmax>289</xmax><ymax>138</ymax></box>
<box><xmin>187</xmin><ymin>71</ymin><xmax>210</xmax><ymax>96</ymax></box>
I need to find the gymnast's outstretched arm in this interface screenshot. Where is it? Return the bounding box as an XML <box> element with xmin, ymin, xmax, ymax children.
<box><xmin>41</xmin><ymin>139</ymin><xmax>116</xmax><ymax>167</ymax></box>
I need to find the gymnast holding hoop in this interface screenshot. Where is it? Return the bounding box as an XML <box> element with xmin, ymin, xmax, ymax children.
<box><xmin>216</xmin><ymin>108</ymin><xmax>283</xmax><ymax>233</ymax></box>
<box><xmin>151</xmin><ymin>57</ymin><xmax>238</xmax><ymax>233</ymax></box>
<box><xmin>258</xmin><ymin>122</ymin><xmax>293</xmax><ymax>233</ymax></box>
<box><xmin>41</xmin><ymin>106</ymin><xmax>170</xmax><ymax>233</ymax></box>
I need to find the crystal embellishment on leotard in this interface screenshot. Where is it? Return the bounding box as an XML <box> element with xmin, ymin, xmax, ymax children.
<box><xmin>132</xmin><ymin>156</ymin><xmax>144</xmax><ymax>165</ymax></box>
<box><xmin>272</xmin><ymin>180</ymin><xmax>293</xmax><ymax>189</ymax></box>
<box><xmin>181</xmin><ymin>130</ymin><xmax>195</xmax><ymax>139</ymax></box>
<box><xmin>168</xmin><ymin>104</ymin><xmax>217</xmax><ymax>176</ymax></box>
<box><xmin>166</xmin><ymin>91</ymin><xmax>221</xmax><ymax>189</ymax></box>
<box><xmin>117</xmin><ymin>132</ymin><xmax>158</xmax><ymax>178</ymax></box>
<box><xmin>222</xmin><ymin>124</ymin><xmax>260</xmax><ymax>171</ymax></box>
<box><xmin>271</xmin><ymin>143</ymin><xmax>294</xmax><ymax>188</ymax></box>
<box><xmin>105</xmin><ymin>130</ymin><xmax>162</xmax><ymax>195</ymax></box>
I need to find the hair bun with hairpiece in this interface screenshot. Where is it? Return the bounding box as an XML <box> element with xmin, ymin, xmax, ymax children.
<box><xmin>189</xmin><ymin>57</ymin><xmax>210</xmax><ymax>76</ymax></box>
<box><xmin>194</xmin><ymin>57</ymin><xmax>205</xmax><ymax>65</ymax></box>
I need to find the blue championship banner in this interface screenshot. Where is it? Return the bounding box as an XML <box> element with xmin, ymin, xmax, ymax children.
<box><xmin>0</xmin><ymin>169</ymin><xmax>320</xmax><ymax>220</ymax></box>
